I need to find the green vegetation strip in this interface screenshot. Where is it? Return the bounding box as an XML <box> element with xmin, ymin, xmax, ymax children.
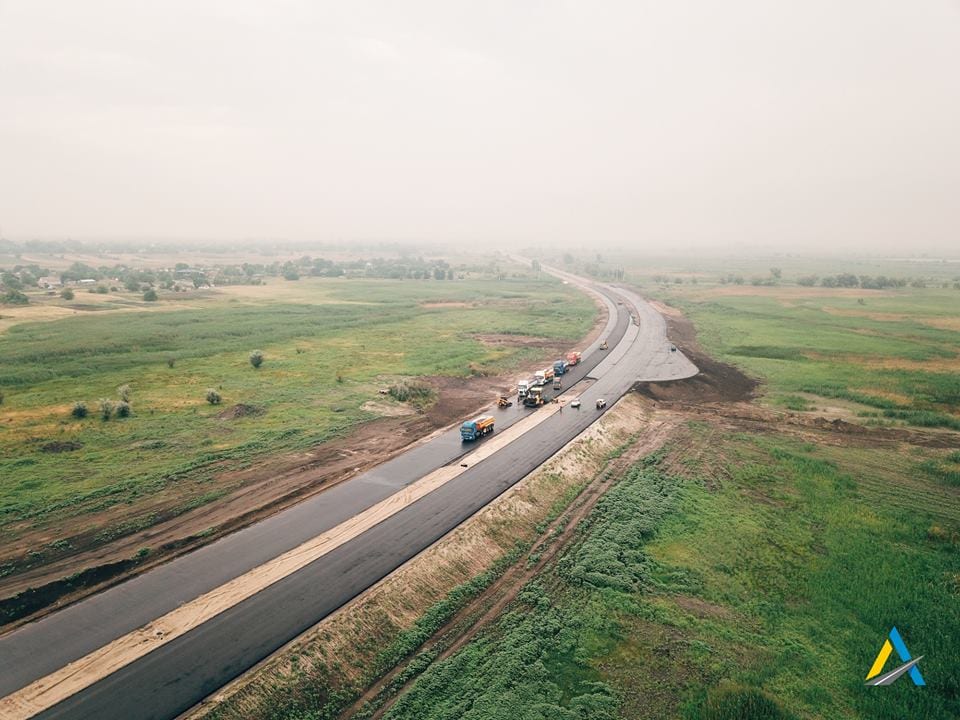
<box><xmin>381</xmin><ymin>435</ymin><xmax>959</xmax><ymax>720</ymax></box>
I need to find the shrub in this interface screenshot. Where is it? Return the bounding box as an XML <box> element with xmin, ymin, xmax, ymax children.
<box><xmin>115</xmin><ymin>401</ymin><xmax>131</xmax><ymax>418</ymax></box>
<box><xmin>388</xmin><ymin>380</ymin><xmax>433</xmax><ymax>404</ymax></box>
<box><xmin>143</xmin><ymin>288</ymin><xmax>158</xmax><ymax>302</ymax></box>
<box><xmin>166</xmin><ymin>357</ymin><xmax>176</xmax><ymax>368</ymax></box>
<box><xmin>60</xmin><ymin>288</ymin><xmax>75</xmax><ymax>300</ymax></box>
<box><xmin>249</xmin><ymin>349</ymin><xmax>264</xmax><ymax>368</ymax></box>
<box><xmin>117</xmin><ymin>384</ymin><xmax>131</xmax><ymax>402</ymax></box>
<box><xmin>99</xmin><ymin>399</ymin><xmax>114</xmax><ymax>420</ymax></box>
<box><xmin>1</xmin><ymin>289</ymin><xmax>29</xmax><ymax>305</ymax></box>
<box><xmin>71</xmin><ymin>402</ymin><xmax>88</xmax><ymax>419</ymax></box>
<box><xmin>205</xmin><ymin>389</ymin><xmax>222</xmax><ymax>405</ymax></box>
<box><xmin>95</xmin><ymin>285</ymin><xmax>108</xmax><ymax>294</ymax></box>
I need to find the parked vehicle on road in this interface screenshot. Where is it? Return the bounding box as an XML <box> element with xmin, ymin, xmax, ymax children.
<box><xmin>460</xmin><ymin>415</ymin><xmax>495</xmax><ymax>441</ymax></box>
<box><xmin>497</xmin><ymin>395</ymin><xmax>513</xmax><ymax>408</ymax></box>
<box><xmin>517</xmin><ymin>378</ymin><xmax>531</xmax><ymax>398</ymax></box>
<box><xmin>599</xmin><ymin>341</ymin><xmax>608</xmax><ymax>350</ymax></box>
<box><xmin>566</xmin><ymin>351</ymin><xmax>582</xmax><ymax>366</ymax></box>
<box><xmin>553</xmin><ymin>359</ymin><xmax>569</xmax><ymax>376</ymax></box>
<box><xmin>595</xmin><ymin>399</ymin><xmax>606</xmax><ymax>409</ymax></box>
<box><xmin>553</xmin><ymin>378</ymin><xmax>562</xmax><ymax>390</ymax></box>
<box><xmin>571</xmin><ymin>399</ymin><xmax>581</xmax><ymax>409</ymax></box>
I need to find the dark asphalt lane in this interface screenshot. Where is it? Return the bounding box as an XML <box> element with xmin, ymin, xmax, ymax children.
<box><xmin>0</xmin><ymin>284</ymin><xmax>626</xmax><ymax>701</ymax></box>
<box><xmin>34</xmin><ymin>286</ymin><xmax>655</xmax><ymax>720</ymax></box>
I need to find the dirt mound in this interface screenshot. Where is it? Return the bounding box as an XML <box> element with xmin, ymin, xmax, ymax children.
<box><xmin>40</xmin><ymin>441</ymin><xmax>84</xmax><ymax>453</ymax></box>
<box><xmin>217</xmin><ymin>404</ymin><xmax>265</xmax><ymax>420</ymax></box>
<box><xmin>633</xmin><ymin>302</ymin><xmax>758</xmax><ymax>405</ymax></box>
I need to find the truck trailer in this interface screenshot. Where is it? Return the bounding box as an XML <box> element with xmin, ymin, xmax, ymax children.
<box><xmin>460</xmin><ymin>415</ymin><xmax>495</xmax><ymax>441</ymax></box>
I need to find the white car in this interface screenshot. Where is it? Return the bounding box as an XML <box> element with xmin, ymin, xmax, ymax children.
<box><xmin>570</xmin><ymin>399</ymin><xmax>581</xmax><ymax>409</ymax></box>
<box><xmin>595</xmin><ymin>399</ymin><xmax>606</xmax><ymax>409</ymax></box>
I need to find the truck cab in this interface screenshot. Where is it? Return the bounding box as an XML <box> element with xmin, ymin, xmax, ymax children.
<box><xmin>566</xmin><ymin>351</ymin><xmax>581</xmax><ymax>366</ymax></box>
<box><xmin>553</xmin><ymin>359</ymin><xmax>569</xmax><ymax>376</ymax></box>
<box><xmin>517</xmin><ymin>379</ymin><xmax>531</xmax><ymax>398</ymax></box>
<box><xmin>534</xmin><ymin>370</ymin><xmax>547</xmax><ymax>386</ymax></box>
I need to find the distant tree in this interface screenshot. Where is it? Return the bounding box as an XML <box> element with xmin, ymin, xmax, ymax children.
<box><xmin>249</xmin><ymin>349</ymin><xmax>264</xmax><ymax>368</ymax></box>
<box><xmin>769</xmin><ymin>267</ymin><xmax>782</xmax><ymax>279</ymax></box>
<box><xmin>60</xmin><ymin>287</ymin><xmax>75</xmax><ymax>300</ymax></box>
<box><xmin>1</xmin><ymin>289</ymin><xmax>29</xmax><ymax>305</ymax></box>
<box><xmin>117</xmin><ymin>384</ymin><xmax>131</xmax><ymax>402</ymax></box>
<box><xmin>531</xmin><ymin>259</ymin><xmax>541</xmax><ymax>272</ymax></box>
<box><xmin>1</xmin><ymin>271</ymin><xmax>22</xmax><ymax>290</ymax></box>
<box><xmin>115</xmin><ymin>400</ymin><xmax>131</xmax><ymax>418</ymax></box>
<box><xmin>71</xmin><ymin>401</ymin><xmax>88</xmax><ymax>419</ymax></box>
<box><xmin>911</xmin><ymin>278</ymin><xmax>927</xmax><ymax>288</ymax></box>
<box><xmin>143</xmin><ymin>288</ymin><xmax>158</xmax><ymax>301</ymax></box>
<box><xmin>205</xmin><ymin>388</ymin><xmax>222</xmax><ymax>405</ymax></box>
<box><xmin>99</xmin><ymin>399</ymin><xmax>114</xmax><ymax>421</ymax></box>
<box><xmin>563</xmin><ymin>253</ymin><xmax>574</xmax><ymax>265</ymax></box>
<box><xmin>282</xmin><ymin>269</ymin><xmax>300</xmax><ymax>281</ymax></box>
<box><xmin>796</xmin><ymin>275</ymin><xmax>818</xmax><ymax>287</ymax></box>
<box><xmin>446</xmin><ymin>269</ymin><xmax>455</xmax><ymax>280</ymax></box>
<box><xmin>124</xmin><ymin>278</ymin><xmax>140</xmax><ymax>292</ymax></box>
<box><xmin>95</xmin><ymin>285</ymin><xmax>108</xmax><ymax>294</ymax></box>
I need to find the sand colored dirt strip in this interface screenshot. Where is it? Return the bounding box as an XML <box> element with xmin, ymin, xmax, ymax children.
<box><xmin>0</xmin><ymin>403</ymin><xmax>565</xmax><ymax>720</ymax></box>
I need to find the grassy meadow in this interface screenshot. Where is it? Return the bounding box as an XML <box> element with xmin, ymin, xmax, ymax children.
<box><xmin>660</xmin><ymin>286</ymin><xmax>960</xmax><ymax>426</ymax></box>
<box><xmin>577</xmin><ymin>253</ymin><xmax>960</xmax><ymax>428</ymax></box>
<box><xmin>0</xmin><ymin>274</ymin><xmax>595</xmax><ymax>552</ymax></box>
<box><xmin>382</xmin><ymin>432</ymin><xmax>959</xmax><ymax>720</ymax></box>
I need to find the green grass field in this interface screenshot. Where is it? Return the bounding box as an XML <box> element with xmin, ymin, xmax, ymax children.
<box><xmin>651</xmin><ymin>284</ymin><xmax>960</xmax><ymax>429</ymax></box>
<box><xmin>0</xmin><ymin>275</ymin><xmax>595</xmax><ymax>547</ymax></box>
<box><xmin>384</xmin><ymin>434</ymin><xmax>959</xmax><ymax>720</ymax></box>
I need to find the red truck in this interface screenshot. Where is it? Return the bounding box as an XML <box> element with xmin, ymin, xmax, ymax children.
<box><xmin>566</xmin><ymin>351</ymin><xmax>582</xmax><ymax>366</ymax></box>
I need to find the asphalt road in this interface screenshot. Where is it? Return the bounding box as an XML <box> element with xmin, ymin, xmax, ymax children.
<box><xmin>0</xmin><ymin>276</ymin><xmax>696</xmax><ymax>720</ymax></box>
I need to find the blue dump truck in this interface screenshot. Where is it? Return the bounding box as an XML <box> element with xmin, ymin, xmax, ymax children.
<box><xmin>553</xmin><ymin>359</ymin><xmax>569</xmax><ymax>376</ymax></box>
<box><xmin>460</xmin><ymin>415</ymin><xmax>495</xmax><ymax>441</ymax></box>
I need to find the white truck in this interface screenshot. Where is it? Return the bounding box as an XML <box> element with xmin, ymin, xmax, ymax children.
<box><xmin>534</xmin><ymin>370</ymin><xmax>547</xmax><ymax>387</ymax></box>
<box><xmin>517</xmin><ymin>378</ymin><xmax>531</xmax><ymax>399</ymax></box>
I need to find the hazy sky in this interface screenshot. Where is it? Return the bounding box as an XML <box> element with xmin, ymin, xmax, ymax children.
<box><xmin>1</xmin><ymin>1</ymin><xmax>958</xmax><ymax>251</ymax></box>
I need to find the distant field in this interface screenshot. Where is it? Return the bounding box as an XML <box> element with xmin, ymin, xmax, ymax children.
<box><xmin>658</xmin><ymin>285</ymin><xmax>960</xmax><ymax>429</ymax></box>
<box><xmin>0</xmin><ymin>275</ymin><xmax>595</xmax><ymax>559</ymax></box>
<box><xmin>382</xmin><ymin>429</ymin><xmax>960</xmax><ymax>720</ymax></box>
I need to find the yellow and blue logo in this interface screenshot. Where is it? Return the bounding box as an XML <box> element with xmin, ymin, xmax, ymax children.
<box><xmin>865</xmin><ymin>627</ymin><xmax>925</xmax><ymax>686</ymax></box>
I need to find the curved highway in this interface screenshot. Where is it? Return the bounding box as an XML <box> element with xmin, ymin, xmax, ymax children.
<box><xmin>0</xmin><ymin>272</ymin><xmax>696</xmax><ymax>720</ymax></box>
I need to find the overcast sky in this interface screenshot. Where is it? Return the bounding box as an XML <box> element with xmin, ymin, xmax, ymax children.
<box><xmin>1</xmin><ymin>1</ymin><xmax>958</xmax><ymax>252</ymax></box>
